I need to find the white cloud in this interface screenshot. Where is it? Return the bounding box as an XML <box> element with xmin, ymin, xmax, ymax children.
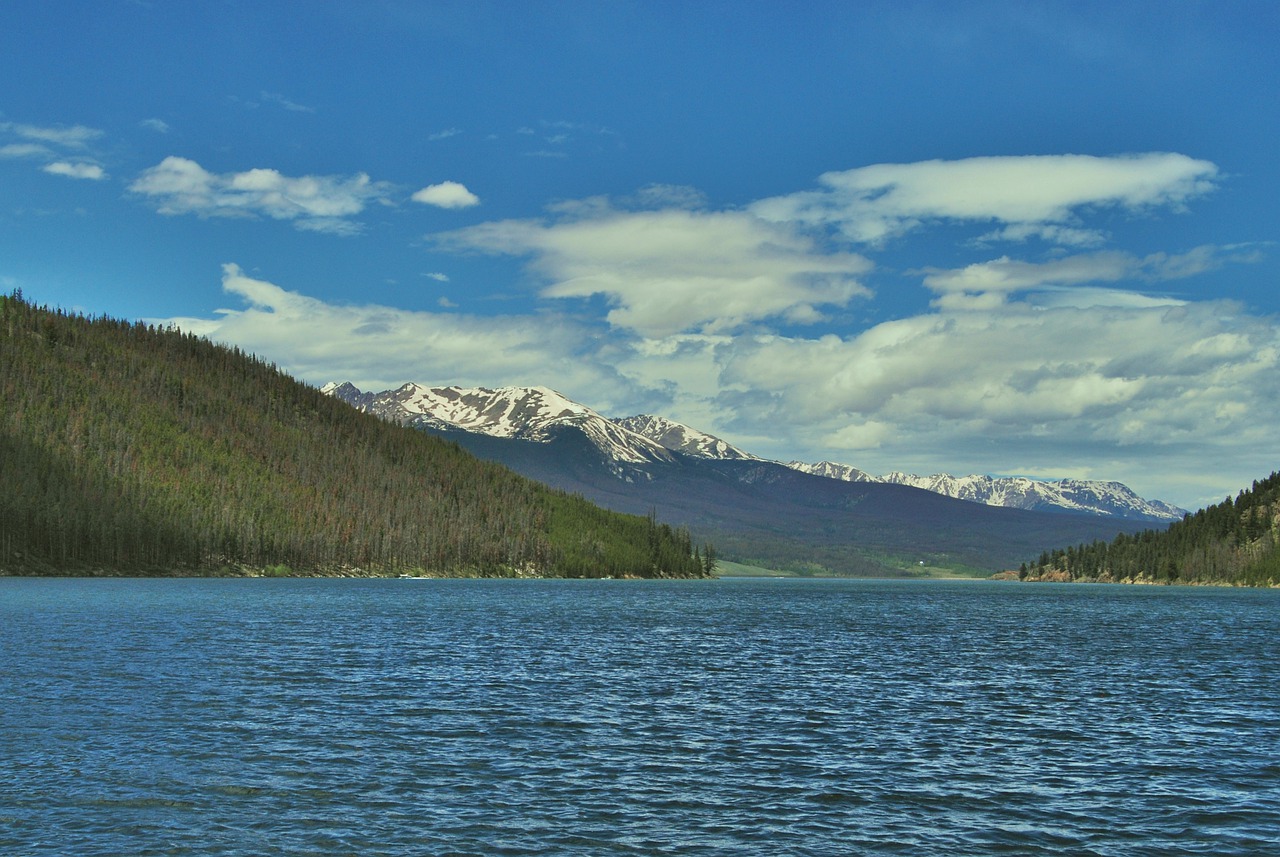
<box><xmin>428</xmin><ymin>128</ymin><xmax>463</xmax><ymax>141</ymax></box>
<box><xmin>411</xmin><ymin>181</ymin><xmax>480</xmax><ymax>209</ymax></box>
<box><xmin>751</xmin><ymin>153</ymin><xmax>1219</xmax><ymax>247</ymax></box>
<box><xmin>130</xmin><ymin>156</ymin><xmax>390</xmax><ymax>234</ymax></box>
<box><xmin>4</xmin><ymin>122</ymin><xmax>103</xmax><ymax>148</ymax></box>
<box><xmin>140</xmin><ymin>118</ymin><xmax>171</xmax><ymax>134</ymax></box>
<box><xmin>920</xmin><ymin>245</ymin><xmax>1260</xmax><ymax>310</ymax></box>
<box><xmin>435</xmin><ymin>204</ymin><xmax>872</xmax><ymax>337</ymax></box>
<box><xmin>1</xmin><ymin>121</ymin><xmax>105</xmax><ymax>170</ymax></box>
<box><xmin>162</xmin><ymin>265</ymin><xmax>623</xmax><ymax>398</ymax></box>
<box><xmin>0</xmin><ymin>143</ymin><xmax>51</xmax><ymax>159</ymax></box>
<box><xmin>42</xmin><ymin>161</ymin><xmax>107</xmax><ymax>181</ymax></box>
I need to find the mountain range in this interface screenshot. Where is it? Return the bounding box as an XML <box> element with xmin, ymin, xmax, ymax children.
<box><xmin>324</xmin><ymin>382</ymin><xmax>1179</xmax><ymax>575</ymax></box>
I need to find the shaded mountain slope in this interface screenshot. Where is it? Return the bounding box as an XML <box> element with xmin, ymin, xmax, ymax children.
<box><xmin>417</xmin><ymin>422</ymin><xmax>1153</xmax><ymax>575</ymax></box>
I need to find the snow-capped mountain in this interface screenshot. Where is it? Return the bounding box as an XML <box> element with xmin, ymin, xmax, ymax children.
<box><xmin>786</xmin><ymin>464</ymin><xmax>1186</xmax><ymax>521</ymax></box>
<box><xmin>322</xmin><ymin>382</ymin><xmax>678</xmax><ymax>470</ymax></box>
<box><xmin>324</xmin><ymin>381</ymin><xmax>1184</xmax><ymax>522</ymax></box>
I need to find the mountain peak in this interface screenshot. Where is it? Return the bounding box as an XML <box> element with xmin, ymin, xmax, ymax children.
<box><xmin>326</xmin><ymin>382</ymin><xmax>675</xmax><ymax>467</ymax></box>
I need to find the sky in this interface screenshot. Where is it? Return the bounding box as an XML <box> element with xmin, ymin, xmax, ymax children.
<box><xmin>2</xmin><ymin>0</ymin><xmax>1277</xmax><ymax>511</ymax></box>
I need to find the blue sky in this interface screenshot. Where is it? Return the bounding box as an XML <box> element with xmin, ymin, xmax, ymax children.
<box><xmin>3</xmin><ymin>0</ymin><xmax>1277</xmax><ymax>510</ymax></box>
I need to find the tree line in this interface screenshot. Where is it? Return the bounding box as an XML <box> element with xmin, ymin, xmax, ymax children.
<box><xmin>1022</xmin><ymin>471</ymin><xmax>1280</xmax><ymax>586</ymax></box>
<box><xmin>0</xmin><ymin>291</ymin><xmax>712</xmax><ymax>578</ymax></box>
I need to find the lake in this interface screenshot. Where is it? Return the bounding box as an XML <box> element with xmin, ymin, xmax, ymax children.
<box><xmin>1</xmin><ymin>577</ymin><xmax>1277</xmax><ymax>855</ymax></box>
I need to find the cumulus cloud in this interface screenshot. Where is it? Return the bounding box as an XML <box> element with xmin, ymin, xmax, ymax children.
<box><xmin>435</xmin><ymin>204</ymin><xmax>872</xmax><ymax>337</ymax></box>
<box><xmin>411</xmin><ymin>181</ymin><xmax>480</xmax><ymax>209</ymax></box>
<box><xmin>42</xmin><ymin>161</ymin><xmax>107</xmax><ymax>181</ymax></box>
<box><xmin>751</xmin><ymin>153</ymin><xmax>1219</xmax><ymax>247</ymax></box>
<box><xmin>140</xmin><ymin>118</ymin><xmax>171</xmax><ymax>134</ymax></box>
<box><xmin>130</xmin><ymin>156</ymin><xmax>390</xmax><ymax>234</ymax></box>
<box><xmin>707</xmin><ymin>292</ymin><xmax>1279</xmax><ymax>505</ymax></box>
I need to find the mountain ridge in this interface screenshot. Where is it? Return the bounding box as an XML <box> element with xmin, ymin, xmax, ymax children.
<box><xmin>327</xmin><ymin>381</ymin><xmax>1184</xmax><ymax>522</ymax></box>
<box><xmin>789</xmin><ymin>463</ymin><xmax>1185</xmax><ymax>522</ymax></box>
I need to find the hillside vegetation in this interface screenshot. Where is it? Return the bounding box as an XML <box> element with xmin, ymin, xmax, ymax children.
<box><xmin>1020</xmin><ymin>472</ymin><xmax>1280</xmax><ymax>586</ymax></box>
<box><xmin>0</xmin><ymin>292</ymin><xmax>710</xmax><ymax>578</ymax></box>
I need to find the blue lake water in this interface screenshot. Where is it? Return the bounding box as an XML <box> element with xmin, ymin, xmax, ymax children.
<box><xmin>1</xmin><ymin>576</ymin><xmax>1277</xmax><ymax>856</ymax></box>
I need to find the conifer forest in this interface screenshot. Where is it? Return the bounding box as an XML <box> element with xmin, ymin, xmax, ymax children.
<box><xmin>1024</xmin><ymin>472</ymin><xmax>1280</xmax><ymax>586</ymax></box>
<box><xmin>0</xmin><ymin>293</ymin><xmax>712</xmax><ymax>578</ymax></box>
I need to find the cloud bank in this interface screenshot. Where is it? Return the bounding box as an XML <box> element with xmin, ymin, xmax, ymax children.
<box><xmin>174</xmin><ymin>255</ymin><xmax>1276</xmax><ymax>509</ymax></box>
<box><xmin>167</xmin><ymin>264</ymin><xmax>620</xmax><ymax>401</ymax></box>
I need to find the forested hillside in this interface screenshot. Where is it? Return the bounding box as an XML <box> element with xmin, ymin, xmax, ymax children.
<box><xmin>0</xmin><ymin>292</ymin><xmax>710</xmax><ymax>578</ymax></box>
<box><xmin>1020</xmin><ymin>472</ymin><xmax>1280</xmax><ymax>586</ymax></box>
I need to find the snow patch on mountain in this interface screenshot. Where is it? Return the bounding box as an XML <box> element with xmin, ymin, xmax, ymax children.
<box><xmin>614</xmin><ymin>414</ymin><xmax>761</xmax><ymax>461</ymax></box>
<box><xmin>787</xmin><ymin>460</ymin><xmax>877</xmax><ymax>483</ymax></box>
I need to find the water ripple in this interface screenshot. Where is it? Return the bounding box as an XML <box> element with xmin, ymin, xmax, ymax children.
<box><xmin>1</xmin><ymin>577</ymin><xmax>1277</xmax><ymax>855</ymax></box>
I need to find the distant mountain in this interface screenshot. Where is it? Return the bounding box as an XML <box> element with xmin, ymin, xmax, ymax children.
<box><xmin>0</xmin><ymin>295</ymin><xmax>709</xmax><ymax>579</ymax></box>
<box><xmin>787</xmin><ymin>464</ymin><xmax>1186</xmax><ymax>522</ymax></box>
<box><xmin>326</xmin><ymin>382</ymin><xmax>1164</xmax><ymax>575</ymax></box>
<box><xmin>328</xmin><ymin>382</ymin><xmax>1181</xmax><ymax>521</ymax></box>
